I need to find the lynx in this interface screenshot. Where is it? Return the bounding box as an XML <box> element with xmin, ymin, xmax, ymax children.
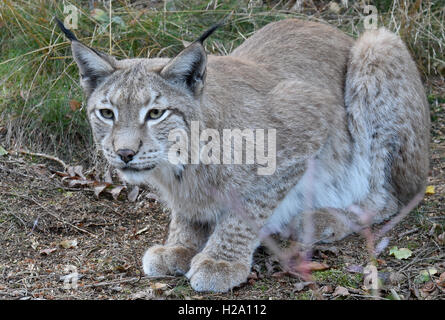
<box><xmin>57</xmin><ymin>18</ymin><xmax>429</xmax><ymax>292</ymax></box>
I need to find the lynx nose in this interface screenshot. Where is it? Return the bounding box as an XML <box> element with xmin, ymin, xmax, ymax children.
<box><xmin>117</xmin><ymin>149</ymin><xmax>136</xmax><ymax>163</ymax></box>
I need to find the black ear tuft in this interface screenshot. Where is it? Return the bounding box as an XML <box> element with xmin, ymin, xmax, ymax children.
<box><xmin>160</xmin><ymin>16</ymin><xmax>230</xmax><ymax>96</ymax></box>
<box><xmin>55</xmin><ymin>17</ymin><xmax>116</xmax><ymax>97</ymax></box>
<box><xmin>55</xmin><ymin>17</ymin><xmax>78</xmax><ymax>42</ymax></box>
<box><xmin>196</xmin><ymin>14</ymin><xmax>230</xmax><ymax>44</ymax></box>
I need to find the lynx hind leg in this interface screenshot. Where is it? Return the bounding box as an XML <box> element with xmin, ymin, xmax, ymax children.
<box><xmin>142</xmin><ymin>216</ymin><xmax>210</xmax><ymax>276</ymax></box>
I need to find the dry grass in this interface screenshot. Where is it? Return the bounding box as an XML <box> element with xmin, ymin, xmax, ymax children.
<box><xmin>0</xmin><ymin>0</ymin><xmax>443</xmax><ymax>164</ymax></box>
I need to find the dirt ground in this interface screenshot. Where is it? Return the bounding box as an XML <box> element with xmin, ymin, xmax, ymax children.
<box><xmin>0</xmin><ymin>86</ymin><xmax>444</xmax><ymax>300</ymax></box>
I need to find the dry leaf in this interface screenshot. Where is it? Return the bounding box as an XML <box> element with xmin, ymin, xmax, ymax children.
<box><xmin>94</xmin><ymin>184</ymin><xmax>107</xmax><ymax>198</ymax></box>
<box><xmin>69</xmin><ymin>99</ymin><xmax>81</xmax><ymax>111</ymax></box>
<box><xmin>73</xmin><ymin>165</ymin><xmax>85</xmax><ymax>179</ymax></box>
<box><xmin>0</xmin><ymin>146</ymin><xmax>8</xmax><ymax>156</ymax></box>
<box><xmin>425</xmin><ymin>185</ymin><xmax>435</xmax><ymax>195</ymax></box>
<box><xmin>151</xmin><ymin>282</ymin><xmax>168</xmax><ymax>296</ymax></box>
<box><xmin>135</xmin><ymin>225</ymin><xmax>150</xmax><ymax>236</ymax></box>
<box><xmin>128</xmin><ymin>186</ymin><xmax>140</xmax><ymax>202</ymax></box>
<box><xmin>307</xmin><ymin>261</ymin><xmax>330</xmax><ymax>271</ymax></box>
<box><xmin>389</xmin><ymin>246</ymin><xmax>412</xmax><ymax>260</ymax></box>
<box><xmin>60</xmin><ymin>239</ymin><xmax>78</xmax><ymax>249</ymax></box>
<box><xmin>68</xmin><ymin>179</ymin><xmax>92</xmax><ymax>187</ymax></box>
<box><xmin>67</xmin><ymin>166</ymin><xmax>76</xmax><ymax>177</ymax></box>
<box><xmin>319</xmin><ymin>285</ymin><xmax>333</xmax><ymax>294</ymax></box>
<box><xmin>39</xmin><ymin>248</ymin><xmax>57</xmax><ymax>255</ymax></box>
<box><xmin>420</xmin><ymin>282</ymin><xmax>437</xmax><ymax>298</ymax></box>
<box><xmin>110</xmin><ymin>185</ymin><xmax>125</xmax><ymax>200</ymax></box>
<box><xmin>436</xmin><ymin>272</ymin><xmax>445</xmax><ymax>288</ymax></box>
<box><xmin>130</xmin><ymin>289</ymin><xmax>154</xmax><ymax>300</ymax></box>
<box><xmin>333</xmin><ymin>286</ymin><xmax>349</xmax><ymax>297</ymax></box>
<box><xmin>104</xmin><ymin>168</ymin><xmax>113</xmax><ymax>183</ymax></box>
<box><xmin>151</xmin><ymin>282</ymin><xmax>168</xmax><ymax>290</ymax></box>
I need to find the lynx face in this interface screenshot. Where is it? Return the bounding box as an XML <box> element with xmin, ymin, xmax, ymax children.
<box><xmin>87</xmin><ymin>66</ymin><xmax>195</xmax><ymax>184</ymax></box>
<box><xmin>65</xmin><ymin>30</ymin><xmax>210</xmax><ymax>185</ymax></box>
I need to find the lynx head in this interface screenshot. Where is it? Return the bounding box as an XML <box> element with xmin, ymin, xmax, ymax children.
<box><xmin>57</xmin><ymin>18</ymin><xmax>221</xmax><ymax>184</ymax></box>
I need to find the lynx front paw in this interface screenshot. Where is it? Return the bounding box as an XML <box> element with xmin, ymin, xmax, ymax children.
<box><xmin>185</xmin><ymin>253</ymin><xmax>250</xmax><ymax>292</ymax></box>
<box><xmin>142</xmin><ymin>245</ymin><xmax>196</xmax><ymax>276</ymax></box>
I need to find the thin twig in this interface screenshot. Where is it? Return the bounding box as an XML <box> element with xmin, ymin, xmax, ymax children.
<box><xmin>12</xmin><ymin>149</ymin><xmax>68</xmax><ymax>170</ymax></box>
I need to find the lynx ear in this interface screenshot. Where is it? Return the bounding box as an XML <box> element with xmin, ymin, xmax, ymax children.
<box><xmin>56</xmin><ymin>18</ymin><xmax>116</xmax><ymax>96</ymax></box>
<box><xmin>160</xmin><ymin>22</ymin><xmax>223</xmax><ymax>96</ymax></box>
<box><xmin>71</xmin><ymin>42</ymin><xmax>116</xmax><ymax>96</ymax></box>
<box><xmin>160</xmin><ymin>42</ymin><xmax>207</xmax><ymax>96</ymax></box>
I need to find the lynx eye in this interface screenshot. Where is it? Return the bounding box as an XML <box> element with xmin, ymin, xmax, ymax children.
<box><xmin>99</xmin><ymin>108</ymin><xmax>114</xmax><ymax>120</ymax></box>
<box><xmin>146</xmin><ymin>109</ymin><xmax>165</xmax><ymax>120</ymax></box>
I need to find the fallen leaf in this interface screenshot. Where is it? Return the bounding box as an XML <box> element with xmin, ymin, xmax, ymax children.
<box><xmin>332</xmin><ymin>286</ymin><xmax>349</xmax><ymax>297</ymax></box>
<box><xmin>68</xmin><ymin>179</ymin><xmax>92</xmax><ymax>187</ymax></box>
<box><xmin>94</xmin><ymin>184</ymin><xmax>107</xmax><ymax>198</ymax></box>
<box><xmin>346</xmin><ymin>264</ymin><xmax>363</xmax><ymax>273</ymax></box>
<box><xmin>135</xmin><ymin>225</ymin><xmax>150</xmax><ymax>236</ymax></box>
<box><xmin>69</xmin><ymin>99</ymin><xmax>81</xmax><ymax>111</ymax></box>
<box><xmin>420</xmin><ymin>282</ymin><xmax>437</xmax><ymax>298</ymax></box>
<box><xmin>319</xmin><ymin>285</ymin><xmax>333</xmax><ymax>294</ymax></box>
<box><xmin>104</xmin><ymin>168</ymin><xmax>113</xmax><ymax>183</ymax></box>
<box><xmin>389</xmin><ymin>246</ymin><xmax>412</xmax><ymax>260</ymax></box>
<box><xmin>73</xmin><ymin>166</ymin><xmax>85</xmax><ymax>179</ymax></box>
<box><xmin>60</xmin><ymin>239</ymin><xmax>78</xmax><ymax>249</ymax></box>
<box><xmin>151</xmin><ymin>282</ymin><xmax>168</xmax><ymax>296</ymax></box>
<box><xmin>0</xmin><ymin>146</ymin><xmax>8</xmax><ymax>156</ymax></box>
<box><xmin>376</xmin><ymin>259</ymin><xmax>387</xmax><ymax>266</ymax></box>
<box><xmin>151</xmin><ymin>282</ymin><xmax>168</xmax><ymax>290</ymax></box>
<box><xmin>127</xmin><ymin>186</ymin><xmax>140</xmax><ymax>202</ymax></box>
<box><xmin>67</xmin><ymin>166</ymin><xmax>76</xmax><ymax>177</ymax></box>
<box><xmin>425</xmin><ymin>186</ymin><xmax>435</xmax><ymax>195</ymax></box>
<box><xmin>436</xmin><ymin>272</ymin><xmax>445</xmax><ymax>288</ymax></box>
<box><xmin>39</xmin><ymin>248</ymin><xmax>57</xmax><ymax>255</ymax></box>
<box><xmin>130</xmin><ymin>290</ymin><xmax>154</xmax><ymax>300</ymax></box>
<box><xmin>111</xmin><ymin>16</ymin><xmax>126</xmax><ymax>28</ymax></box>
<box><xmin>307</xmin><ymin>261</ymin><xmax>330</xmax><ymax>271</ymax></box>
<box><xmin>91</xmin><ymin>8</ymin><xmax>108</xmax><ymax>23</ymax></box>
<box><xmin>110</xmin><ymin>185</ymin><xmax>125</xmax><ymax>200</ymax></box>
<box><xmin>415</xmin><ymin>268</ymin><xmax>438</xmax><ymax>283</ymax></box>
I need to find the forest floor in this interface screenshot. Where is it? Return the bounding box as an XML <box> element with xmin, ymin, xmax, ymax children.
<box><xmin>0</xmin><ymin>81</ymin><xmax>444</xmax><ymax>300</ymax></box>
